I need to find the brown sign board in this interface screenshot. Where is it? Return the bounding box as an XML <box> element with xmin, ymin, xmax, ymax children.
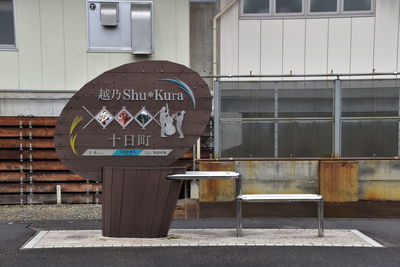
<box><xmin>54</xmin><ymin>61</ymin><xmax>212</xmax><ymax>182</ymax></box>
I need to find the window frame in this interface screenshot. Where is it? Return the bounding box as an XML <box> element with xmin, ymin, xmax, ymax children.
<box><xmin>307</xmin><ymin>0</ymin><xmax>340</xmax><ymax>16</ymax></box>
<box><xmin>241</xmin><ymin>0</ymin><xmax>272</xmax><ymax>17</ymax></box>
<box><xmin>240</xmin><ymin>0</ymin><xmax>375</xmax><ymax>19</ymax></box>
<box><xmin>0</xmin><ymin>0</ymin><xmax>17</xmax><ymax>50</ymax></box>
<box><xmin>341</xmin><ymin>0</ymin><xmax>375</xmax><ymax>15</ymax></box>
<box><xmin>273</xmin><ymin>0</ymin><xmax>305</xmax><ymax>17</ymax></box>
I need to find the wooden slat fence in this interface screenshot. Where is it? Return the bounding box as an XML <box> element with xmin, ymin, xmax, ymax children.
<box><xmin>0</xmin><ymin>117</ymin><xmax>213</xmax><ymax>204</ymax></box>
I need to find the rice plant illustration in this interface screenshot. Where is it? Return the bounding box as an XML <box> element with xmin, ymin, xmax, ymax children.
<box><xmin>69</xmin><ymin>116</ymin><xmax>83</xmax><ymax>156</ymax></box>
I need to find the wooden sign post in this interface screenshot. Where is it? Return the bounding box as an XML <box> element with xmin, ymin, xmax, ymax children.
<box><xmin>54</xmin><ymin>61</ymin><xmax>212</xmax><ymax>237</ymax></box>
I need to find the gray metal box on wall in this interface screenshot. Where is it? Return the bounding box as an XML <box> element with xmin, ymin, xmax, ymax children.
<box><xmin>87</xmin><ymin>0</ymin><xmax>154</xmax><ymax>54</ymax></box>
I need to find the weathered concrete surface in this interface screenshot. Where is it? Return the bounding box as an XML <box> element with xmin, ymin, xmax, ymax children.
<box><xmin>198</xmin><ymin>160</ymin><xmax>400</xmax><ymax>202</ymax></box>
<box><xmin>0</xmin><ymin>92</ymin><xmax>71</xmax><ymax>116</ymax></box>
<box><xmin>358</xmin><ymin>161</ymin><xmax>400</xmax><ymax>201</ymax></box>
<box><xmin>236</xmin><ymin>161</ymin><xmax>319</xmax><ymax>194</ymax></box>
<box><xmin>190</xmin><ymin>1</ymin><xmax>216</xmax><ymax>89</ymax></box>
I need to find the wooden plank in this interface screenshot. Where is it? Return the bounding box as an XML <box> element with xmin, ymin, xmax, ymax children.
<box><xmin>0</xmin><ymin>173</ymin><xmax>26</xmax><ymax>182</ymax></box>
<box><xmin>0</xmin><ymin>161</ymin><xmax>68</xmax><ymax>171</ymax></box>
<box><xmin>0</xmin><ymin>151</ymin><xmax>22</xmax><ymax>160</ymax></box>
<box><xmin>0</xmin><ymin>139</ymin><xmax>54</xmax><ymax>149</ymax></box>
<box><xmin>0</xmin><ymin>183</ymin><xmax>102</xmax><ymax>193</ymax></box>
<box><xmin>0</xmin><ymin>128</ymin><xmax>55</xmax><ymax>137</ymax></box>
<box><xmin>0</xmin><ymin>150</ymin><xmax>57</xmax><ymax>160</ymax></box>
<box><xmin>30</xmin><ymin>173</ymin><xmax>86</xmax><ymax>182</ymax></box>
<box><xmin>0</xmin><ymin>162</ymin><xmax>25</xmax><ymax>171</ymax></box>
<box><xmin>0</xmin><ymin>195</ymin><xmax>26</xmax><ymax>205</ymax></box>
<box><xmin>29</xmin><ymin>161</ymin><xmax>69</xmax><ymax>171</ymax></box>
<box><xmin>26</xmin><ymin>194</ymin><xmax>95</xmax><ymax>204</ymax></box>
<box><xmin>0</xmin><ymin>117</ymin><xmax>57</xmax><ymax>126</ymax></box>
<box><xmin>319</xmin><ymin>161</ymin><xmax>359</xmax><ymax>202</ymax></box>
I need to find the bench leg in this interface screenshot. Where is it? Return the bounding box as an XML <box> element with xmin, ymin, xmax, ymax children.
<box><xmin>236</xmin><ymin>199</ymin><xmax>242</xmax><ymax>237</ymax></box>
<box><xmin>318</xmin><ymin>199</ymin><xmax>324</xmax><ymax>237</ymax></box>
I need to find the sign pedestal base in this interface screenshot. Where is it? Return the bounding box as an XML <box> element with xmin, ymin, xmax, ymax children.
<box><xmin>102</xmin><ymin>166</ymin><xmax>185</xmax><ymax>238</ymax></box>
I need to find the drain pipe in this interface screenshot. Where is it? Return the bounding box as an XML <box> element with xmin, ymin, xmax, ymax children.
<box><xmin>212</xmin><ymin>0</ymin><xmax>238</xmax><ymax>77</ymax></box>
<box><xmin>195</xmin><ymin>0</ymin><xmax>238</xmax><ymax>165</ymax></box>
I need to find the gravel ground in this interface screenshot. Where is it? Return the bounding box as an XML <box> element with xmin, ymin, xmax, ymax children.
<box><xmin>0</xmin><ymin>199</ymin><xmax>191</xmax><ymax>222</ymax></box>
<box><xmin>0</xmin><ymin>204</ymin><xmax>102</xmax><ymax>222</ymax></box>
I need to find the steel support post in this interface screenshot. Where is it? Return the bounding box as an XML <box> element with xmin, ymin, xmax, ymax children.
<box><xmin>334</xmin><ymin>79</ymin><xmax>342</xmax><ymax>157</ymax></box>
<box><xmin>213</xmin><ymin>80</ymin><xmax>221</xmax><ymax>157</ymax></box>
<box><xmin>318</xmin><ymin>199</ymin><xmax>324</xmax><ymax>237</ymax></box>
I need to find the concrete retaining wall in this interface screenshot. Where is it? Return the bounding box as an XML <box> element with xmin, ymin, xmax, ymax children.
<box><xmin>199</xmin><ymin>160</ymin><xmax>400</xmax><ymax>202</ymax></box>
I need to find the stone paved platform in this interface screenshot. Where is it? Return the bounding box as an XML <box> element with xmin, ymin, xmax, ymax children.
<box><xmin>22</xmin><ymin>229</ymin><xmax>384</xmax><ymax>249</ymax></box>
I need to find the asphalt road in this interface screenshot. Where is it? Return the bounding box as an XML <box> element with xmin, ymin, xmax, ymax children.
<box><xmin>1</xmin><ymin>218</ymin><xmax>400</xmax><ymax>267</ymax></box>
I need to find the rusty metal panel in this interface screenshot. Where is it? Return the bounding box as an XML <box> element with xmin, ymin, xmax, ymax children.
<box><xmin>199</xmin><ymin>161</ymin><xmax>236</xmax><ymax>202</ymax></box>
<box><xmin>319</xmin><ymin>161</ymin><xmax>358</xmax><ymax>202</ymax></box>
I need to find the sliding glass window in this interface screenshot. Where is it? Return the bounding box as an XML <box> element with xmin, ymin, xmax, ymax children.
<box><xmin>0</xmin><ymin>0</ymin><xmax>16</xmax><ymax>49</ymax></box>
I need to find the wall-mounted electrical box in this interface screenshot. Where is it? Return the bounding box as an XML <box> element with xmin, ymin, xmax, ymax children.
<box><xmin>87</xmin><ymin>1</ymin><xmax>154</xmax><ymax>54</ymax></box>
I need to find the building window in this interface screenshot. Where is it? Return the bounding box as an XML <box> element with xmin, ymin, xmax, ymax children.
<box><xmin>243</xmin><ymin>0</ymin><xmax>270</xmax><ymax>14</ymax></box>
<box><xmin>0</xmin><ymin>0</ymin><xmax>16</xmax><ymax>48</ymax></box>
<box><xmin>215</xmin><ymin>79</ymin><xmax>400</xmax><ymax>159</ymax></box>
<box><xmin>310</xmin><ymin>0</ymin><xmax>337</xmax><ymax>13</ymax></box>
<box><xmin>241</xmin><ymin>0</ymin><xmax>374</xmax><ymax>18</ymax></box>
<box><xmin>276</xmin><ymin>0</ymin><xmax>303</xmax><ymax>14</ymax></box>
<box><xmin>343</xmin><ymin>0</ymin><xmax>372</xmax><ymax>12</ymax></box>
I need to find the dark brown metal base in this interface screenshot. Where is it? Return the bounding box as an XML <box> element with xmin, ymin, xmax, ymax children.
<box><xmin>102</xmin><ymin>166</ymin><xmax>185</xmax><ymax>238</ymax></box>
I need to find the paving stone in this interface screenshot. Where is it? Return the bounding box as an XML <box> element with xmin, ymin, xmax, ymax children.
<box><xmin>21</xmin><ymin>228</ymin><xmax>384</xmax><ymax>249</ymax></box>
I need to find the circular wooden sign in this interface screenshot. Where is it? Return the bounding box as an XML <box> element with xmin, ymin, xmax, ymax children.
<box><xmin>54</xmin><ymin>61</ymin><xmax>212</xmax><ymax>181</ymax></box>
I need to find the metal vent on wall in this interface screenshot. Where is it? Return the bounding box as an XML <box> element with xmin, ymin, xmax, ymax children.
<box><xmin>87</xmin><ymin>1</ymin><xmax>154</xmax><ymax>53</ymax></box>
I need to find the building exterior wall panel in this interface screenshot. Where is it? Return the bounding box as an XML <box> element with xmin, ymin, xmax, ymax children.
<box><xmin>40</xmin><ymin>0</ymin><xmax>66</xmax><ymax>90</ymax></box>
<box><xmin>374</xmin><ymin>0</ymin><xmax>399</xmax><ymax>72</ymax></box>
<box><xmin>0</xmin><ymin>0</ymin><xmax>190</xmax><ymax>94</ymax></box>
<box><xmin>64</xmin><ymin>0</ymin><xmax>88</xmax><ymax>91</ymax></box>
<box><xmin>0</xmin><ymin>52</ymin><xmax>19</xmax><ymax>89</ymax></box>
<box><xmin>327</xmin><ymin>18</ymin><xmax>351</xmax><ymax>74</ymax></box>
<box><xmin>350</xmin><ymin>17</ymin><xmax>375</xmax><ymax>74</ymax></box>
<box><xmin>220</xmin><ymin>0</ymin><xmax>239</xmax><ymax>76</ymax></box>
<box><xmin>238</xmin><ymin>20</ymin><xmax>261</xmax><ymax>78</ymax></box>
<box><xmin>282</xmin><ymin>19</ymin><xmax>306</xmax><ymax>76</ymax></box>
<box><xmin>305</xmin><ymin>19</ymin><xmax>328</xmax><ymax>76</ymax></box>
<box><xmin>16</xmin><ymin>0</ymin><xmax>43</xmax><ymax>90</ymax></box>
<box><xmin>260</xmin><ymin>20</ymin><xmax>283</xmax><ymax>78</ymax></box>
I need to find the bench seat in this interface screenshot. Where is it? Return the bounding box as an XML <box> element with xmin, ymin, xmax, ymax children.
<box><xmin>239</xmin><ymin>194</ymin><xmax>323</xmax><ymax>202</ymax></box>
<box><xmin>236</xmin><ymin>193</ymin><xmax>324</xmax><ymax>237</ymax></box>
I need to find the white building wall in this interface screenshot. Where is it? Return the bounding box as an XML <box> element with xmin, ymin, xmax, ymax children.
<box><xmin>220</xmin><ymin>0</ymin><xmax>400</xmax><ymax>77</ymax></box>
<box><xmin>0</xmin><ymin>0</ymin><xmax>190</xmax><ymax>91</ymax></box>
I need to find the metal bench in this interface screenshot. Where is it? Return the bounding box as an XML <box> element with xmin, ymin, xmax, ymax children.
<box><xmin>236</xmin><ymin>194</ymin><xmax>324</xmax><ymax>237</ymax></box>
<box><xmin>167</xmin><ymin>171</ymin><xmax>241</xmax><ymax>181</ymax></box>
<box><xmin>167</xmin><ymin>171</ymin><xmax>324</xmax><ymax>238</ymax></box>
